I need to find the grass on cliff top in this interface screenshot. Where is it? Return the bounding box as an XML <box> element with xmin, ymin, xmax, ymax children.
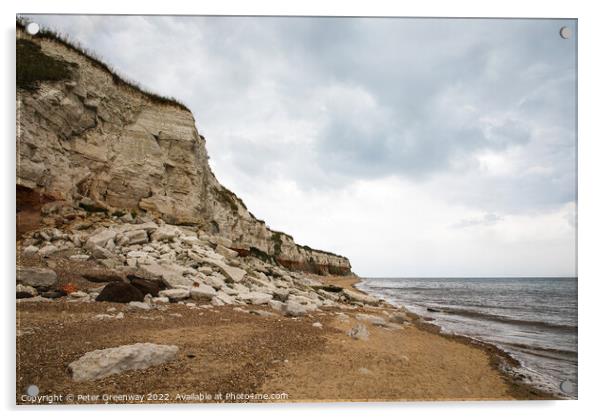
<box><xmin>16</xmin><ymin>17</ymin><xmax>189</xmax><ymax>111</ymax></box>
<box><xmin>17</xmin><ymin>39</ymin><xmax>74</xmax><ymax>90</ymax></box>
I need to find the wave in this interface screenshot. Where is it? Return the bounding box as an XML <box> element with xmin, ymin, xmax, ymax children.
<box><xmin>434</xmin><ymin>307</ymin><xmax>578</xmax><ymax>332</ymax></box>
<box><xmin>501</xmin><ymin>342</ymin><xmax>578</xmax><ymax>358</ymax></box>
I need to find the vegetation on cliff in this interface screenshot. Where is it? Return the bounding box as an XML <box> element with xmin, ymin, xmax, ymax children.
<box><xmin>17</xmin><ymin>18</ymin><xmax>189</xmax><ymax>111</ymax></box>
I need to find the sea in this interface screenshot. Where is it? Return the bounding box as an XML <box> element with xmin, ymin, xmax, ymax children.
<box><xmin>356</xmin><ymin>277</ymin><xmax>578</xmax><ymax>398</ymax></box>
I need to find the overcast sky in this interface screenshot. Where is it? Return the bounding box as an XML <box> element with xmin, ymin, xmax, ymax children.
<box><xmin>23</xmin><ymin>15</ymin><xmax>577</xmax><ymax>277</ymax></box>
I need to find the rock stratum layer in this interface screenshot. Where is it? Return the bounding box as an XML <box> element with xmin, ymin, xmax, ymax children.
<box><xmin>16</xmin><ymin>28</ymin><xmax>351</xmax><ymax>275</ymax></box>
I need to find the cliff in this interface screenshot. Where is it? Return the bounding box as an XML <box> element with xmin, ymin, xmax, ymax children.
<box><xmin>16</xmin><ymin>26</ymin><xmax>352</xmax><ymax>276</ymax></box>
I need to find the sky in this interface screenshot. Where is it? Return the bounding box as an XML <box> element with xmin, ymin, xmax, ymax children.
<box><xmin>22</xmin><ymin>15</ymin><xmax>577</xmax><ymax>277</ymax></box>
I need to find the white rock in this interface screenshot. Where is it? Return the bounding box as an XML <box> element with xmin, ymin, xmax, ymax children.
<box><xmin>22</xmin><ymin>245</ymin><xmax>39</xmax><ymax>257</ymax></box>
<box><xmin>213</xmin><ymin>291</ymin><xmax>236</xmax><ymax>305</ymax></box>
<box><xmin>388</xmin><ymin>311</ymin><xmax>410</xmax><ymax>324</ymax></box>
<box><xmin>272</xmin><ymin>288</ymin><xmax>290</xmax><ymax>302</ymax></box>
<box><xmin>69</xmin><ymin>254</ymin><xmax>90</xmax><ymax>261</ymax></box>
<box><xmin>220</xmin><ymin>285</ymin><xmax>238</xmax><ymax>296</ymax></box>
<box><xmin>151</xmin><ymin>225</ymin><xmax>180</xmax><ymax>242</ymax></box>
<box><xmin>69</xmin><ymin>291</ymin><xmax>89</xmax><ymax>299</ymax></box>
<box><xmin>68</xmin><ymin>343</ymin><xmax>179</xmax><ymax>382</ymax></box>
<box><xmin>152</xmin><ymin>296</ymin><xmax>170</xmax><ymax>304</ymax></box>
<box><xmin>16</xmin><ymin>284</ymin><xmax>38</xmax><ymax>296</ymax></box>
<box><xmin>201</xmin><ymin>258</ymin><xmax>246</xmax><ymax>283</ymax></box>
<box><xmin>268</xmin><ymin>300</ymin><xmax>285</xmax><ymax>312</ymax></box>
<box><xmin>215</xmin><ymin>244</ymin><xmax>238</xmax><ymax>259</ymax></box>
<box><xmin>312</xmin><ymin>322</ymin><xmax>323</xmax><ymax>328</ymax></box>
<box><xmin>205</xmin><ymin>275</ymin><xmax>226</xmax><ymax>290</ymax></box>
<box><xmin>209</xmin><ymin>236</ymin><xmax>233</xmax><ymax>248</ymax></box>
<box><xmin>85</xmin><ymin>229</ymin><xmax>117</xmax><ymax>249</ymax></box>
<box><xmin>105</xmin><ymin>239</ymin><xmax>116</xmax><ymax>251</ymax></box>
<box><xmin>198</xmin><ymin>266</ymin><xmax>214</xmax><ymax>275</ymax></box>
<box><xmin>127</xmin><ymin>250</ymin><xmax>148</xmax><ymax>259</ymax></box>
<box><xmin>38</xmin><ymin>244</ymin><xmax>59</xmax><ymax>258</ymax></box>
<box><xmin>91</xmin><ymin>245</ymin><xmax>113</xmax><ymax>260</ymax></box>
<box><xmin>128</xmin><ymin>301</ymin><xmax>152</xmax><ymax>310</ymax></box>
<box><xmin>342</xmin><ymin>289</ymin><xmax>380</xmax><ymax>306</ymax></box>
<box><xmin>347</xmin><ymin>323</ymin><xmax>370</xmax><ymax>340</ymax></box>
<box><xmin>159</xmin><ymin>288</ymin><xmax>190</xmax><ymax>301</ymax></box>
<box><xmin>190</xmin><ymin>284</ymin><xmax>217</xmax><ymax>301</ymax></box>
<box><xmin>125</xmin><ymin>229</ymin><xmax>149</xmax><ymax>245</ymax></box>
<box><xmin>239</xmin><ymin>291</ymin><xmax>272</xmax><ymax>305</ymax></box>
<box><xmin>284</xmin><ymin>301</ymin><xmax>309</xmax><ymax>317</ymax></box>
<box><xmin>141</xmin><ymin>263</ymin><xmax>194</xmax><ymax>289</ymax></box>
<box><xmin>16</xmin><ymin>266</ymin><xmax>57</xmax><ymax>288</ymax></box>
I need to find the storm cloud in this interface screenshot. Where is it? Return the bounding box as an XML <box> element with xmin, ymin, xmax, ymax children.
<box><xmin>22</xmin><ymin>15</ymin><xmax>577</xmax><ymax>276</ymax></box>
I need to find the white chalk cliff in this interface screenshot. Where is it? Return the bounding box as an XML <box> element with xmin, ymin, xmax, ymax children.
<box><xmin>16</xmin><ymin>27</ymin><xmax>351</xmax><ymax>275</ymax></box>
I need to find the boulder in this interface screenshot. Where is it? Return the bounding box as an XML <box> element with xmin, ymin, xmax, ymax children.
<box><xmin>38</xmin><ymin>245</ymin><xmax>59</xmax><ymax>258</ymax></box>
<box><xmin>22</xmin><ymin>245</ymin><xmax>39</xmax><ymax>257</ymax></box>
<box><xmin>313</xmin><ymin>284</ymin><xmax>343</xmax><ymax>293</ymax></box>
<box><xmin>141</xmin><ymin>263</ymin><xmax>194</xmax><ymax>289</ymax></box>
<box><xmin>198</xmin><ymin>266</ymin><xmax>214</xmax><ymax>275</ymax></box>
<box><xmin>205</xmin><ymin>275</ymin><xmax>226</xmax><ymax>290</ymax></box>
<box><xmin>90</xmin><ymin>245</ymin><xmax>113</xmax><ymax>260</ymax></box>
<box><xmin>16</xmin><ymin>266</ymin><xmax>57</xmax><ymax>288</ymax></box>
<box><xmin>342</xmin><ymin>289</ymin><xmax>380</xmax><ymax>306</ymax></box>
<box><xmin>129</xmin><ymin>277</ymin><xmax>162</xmax><ymax>297</ymax></box>
<box><xmin>68</xmin><ymin>343</ymin><xmax>179</xmax><ymax>382</ymax></box>
<box><xmin>127</xmin><ymin>301</ymin><xmax>152</xmax><ymax>310</ymax></box>
<box><xmin>202</xmin><ymin>258</ymin><xmax>246</xmax><ymax>283</ymax></box>
<box><xmin>96</xmin><ymin>282</ymin><xmax>144</xmax><ymax>303</ymax></box>
<box><xmin>272</xmin><ymin>288</ymin><xmax>290</xmax><ymax>302</ymax></box>
<box><xmin>123</xmin><ymin>221</ymin><xmax>158</xmax><ymax>233</ymax></box>
<box><xmin>16</xmin><ymin>283</ymin><xmax>37</xmax><ymax>299</ymax></box>
<box><xmin>239</xmin><ymin>291</ymin><xmax>272</xmax><ymax>305</ymax></box>
<box><xmin>151</xmin><ymin>225</ymin><xmax>180</xmax><ymax>242</ymax></box>
<box><xmin>158</xmin><ymin>288</ymin><xmax>190</xmax><ymax>301</ymax></box>
<box><xmin>284</xmin><ymin>301</ymin><xmax>309</xmax><ymax>317</ymax></box>
<box><xmin>268</xmin><ymin>300</ymin><xmax>285</xmax><ymax>312</ymax></box>
<box><xmin>212</xmin><ymin>291</ymin><xmax>235</xmax><ymax>305</ymax></box>
<box><xmin>85</xmin><ymin>229</ymin><xmax>117</xmax><ymax>249</ymax></box>
<box><xmin>389</xmin><ymin>311</ymin><xmax>410</xmax><ymax>324</ymax></box>
<box><xmin>152</xmin><ymin>296</ymin><xmax>170</xmax><ymax>304</ymax></box>
<box><xmin>215</xmin><ymin>244</ymin><xmax>238</xmax><ymax>259</ymax></box>
<box><xmin>347</xmin><ymin>323</ymin><xmax>370</xmax><ymax>341</ymax></box>
<box><xmin>190</xmin><ymin>284</ymin><xmax>217</xmax><ymax>301</ymax></box>
<box><xmin>125</xmin><ymin>229</ymin><xmax>148</xmax><ymax>245</ymax></box>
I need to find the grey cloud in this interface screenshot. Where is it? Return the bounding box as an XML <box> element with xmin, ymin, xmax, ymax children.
<box><xmin>25</xmin><ymin>15</ymin><xmax>577</xmax><ymax>213</ymax></box>
<box><xmin>452</xmin><ymin>212</ymin><xmax>504</xmax><ymax>229</ymax></box>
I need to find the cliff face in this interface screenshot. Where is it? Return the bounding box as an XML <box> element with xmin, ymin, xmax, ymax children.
<box><xmin>16</xmin><ymin>29</ymin><xmax>352</xmax><ymax>276</ymax></box>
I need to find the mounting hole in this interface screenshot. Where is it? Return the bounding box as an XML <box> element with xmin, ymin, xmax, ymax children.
<box><xmin>26</xmin><ymin>384</ymin><xmax>39</xmax><ymax>397</ymax></box>
<box><xmin>559</xmin><ymin>26</ymin><xmax>572</xmax><ymax>39</ymax></box>
<box><xmin>25</xmin><ymin>22</ymin><xmax>40</xmax><ymax>35</ymax></box>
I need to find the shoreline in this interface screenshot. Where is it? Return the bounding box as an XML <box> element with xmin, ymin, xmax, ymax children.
<box><xmin>343</xmin><ymin>275</ymin><xmax>560</xmax><ymax>400</ymax></box>
<box><xmin>17</xmin><ymin>267</ymin><xmax>559</xmax><ymax>403</ymax></box>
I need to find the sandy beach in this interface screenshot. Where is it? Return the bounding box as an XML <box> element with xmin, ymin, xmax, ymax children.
<box><xmin>16</xmin><ymin>273</ymin><xmax>553</xmax><ymax>404</ymax></box>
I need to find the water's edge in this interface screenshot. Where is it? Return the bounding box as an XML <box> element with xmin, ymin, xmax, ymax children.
<box><xmin>354</xmin><ymin>277</ymin><xmax>570</xmax><ymax>400</ymax></box>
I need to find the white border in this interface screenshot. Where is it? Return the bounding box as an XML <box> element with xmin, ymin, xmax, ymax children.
<box><xmin>3</xmin><ymin>1</ymin><xmax>600</xmax><ymax>418</ymax></box>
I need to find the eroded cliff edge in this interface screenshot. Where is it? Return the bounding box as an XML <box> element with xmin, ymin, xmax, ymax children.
<box><xmin>16</xmin><ymin>27</ymin><xmax>351</xmax><ymax>276</ymax></box>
